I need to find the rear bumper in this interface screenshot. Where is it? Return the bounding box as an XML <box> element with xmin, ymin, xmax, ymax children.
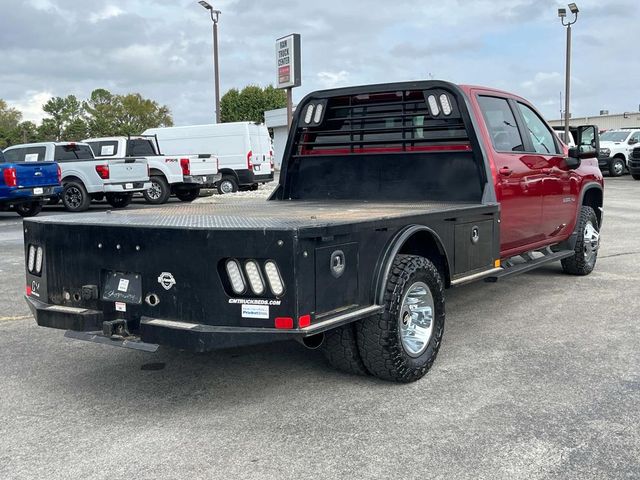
<box><xmin>0</xmin><ymin>185</ymin><xmax>62</xmax><ymax>206</ymax></box>
<box><xmin>25</xmin><ymin>294</ymin><xmax>381</xmax><ymax>352</ymax></box>
<box><xmin>236</xmin><ymin>169</ymin><xmax>275</xmax><ymax>186</ymax></box>
<box><xmin>183</xmin><ymin>173</ymin><xmax>221</xmax><ymax>187</ymax></box>
<box><xmin>103</xmin><ymin>181</ymin><xmax>151</xmax><ymax>193</ymax></box>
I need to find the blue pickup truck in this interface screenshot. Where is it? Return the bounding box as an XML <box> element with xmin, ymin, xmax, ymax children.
<box><xmin>0</xmin><ymin>149</ymin><xmax>61</xmax><ymax>217</ymax></box>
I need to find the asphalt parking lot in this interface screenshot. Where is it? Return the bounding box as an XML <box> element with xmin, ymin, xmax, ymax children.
<box><xmin>0</xmin><ymin>178</ymin><xmax>638</xmax><ymax>480</ymax></box>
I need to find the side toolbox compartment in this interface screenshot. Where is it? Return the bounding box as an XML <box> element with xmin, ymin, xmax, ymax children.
<box><xmin>454</xmin><ymin>219</ymin><xmax>494</xmax><ymax>274</ymax></box>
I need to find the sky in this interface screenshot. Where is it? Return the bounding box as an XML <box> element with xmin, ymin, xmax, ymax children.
<box><xmin>1</xmin><ymin>0</ymin><xmax>638</xmax><ymax>126</ymax></box>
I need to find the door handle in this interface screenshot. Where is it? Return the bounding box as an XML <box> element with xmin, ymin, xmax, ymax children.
<box><xmin>499</xmin><ymin>166</ymin><xmax>513</xmax><ymax>176</ymax></box>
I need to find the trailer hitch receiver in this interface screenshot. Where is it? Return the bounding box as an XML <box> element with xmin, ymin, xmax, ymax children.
<box><xmin>103</xmin><ymin>319</ymin><xmax>130</xmax><ymax>337</ymax></box>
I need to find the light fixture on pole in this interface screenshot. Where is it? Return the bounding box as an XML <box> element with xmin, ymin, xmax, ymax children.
<box><xmin>559</xmin><ymin>3</ymin><xmax>579</xmax><ymax>141</ymax></box>
<box><xmin>199</xmin><ymin>0</ymin><xmax>222</xmax><ymax>123</ymax></box>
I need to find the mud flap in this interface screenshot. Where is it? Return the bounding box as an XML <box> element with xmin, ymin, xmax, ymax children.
<box><xmin>64</xmin><ymin>330</ymin><xmax>159</xmax><ymax>353</ymax></box>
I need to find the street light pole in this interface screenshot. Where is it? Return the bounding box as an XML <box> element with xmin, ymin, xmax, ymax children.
<box><xmin>559</xmin><ymin>3</ymin><xmax>579</xmax><ymax>142</ymax></box>
<box><xmin>199</xmin><ymin>1</ymin><xmax>221</xmax><ymax>123</ymax></box>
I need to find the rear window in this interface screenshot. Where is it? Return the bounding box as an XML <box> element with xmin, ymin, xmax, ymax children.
<box><xmin>127</xmin><ymin>139</ymin><xmax>156</xmax><ymax>156</ymax></box>
<box><xmin>88</xmin><ymin>141</ymin><xmax>118</xmax><ymax>157</ymax></box>
<box><xmin>3</xmin><ymin>147</ymin><xmax>46</xmax><ymax>163</ymax></box>
<box><xmin>54</xmin><ymin>144</ymin><xmax>95</xmax><ymax>162</ymax></box>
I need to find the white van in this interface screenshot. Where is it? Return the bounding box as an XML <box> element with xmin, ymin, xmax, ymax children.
<box><xmin>143</xmin><ymin>122</ymin><xmax>274</xmax><ymax>194</ymax></box>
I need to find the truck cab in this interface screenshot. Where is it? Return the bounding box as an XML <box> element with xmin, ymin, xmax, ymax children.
<box><xmin>84</xmin><ymin>136</ymin><xmax>220</xmax><ymax>204</ymax></box>
<box><xmin>3</xmin><ymin>142</ymin><xmax>150</xmax><ymax>212</ymax></box>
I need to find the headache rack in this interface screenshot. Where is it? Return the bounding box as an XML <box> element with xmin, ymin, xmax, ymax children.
<box><xmin>293</xmin><ymin>87</ymin><xmax>471</xmax><ymax>156</ymax></box>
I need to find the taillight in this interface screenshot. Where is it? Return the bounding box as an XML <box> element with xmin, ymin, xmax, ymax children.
<box><xmin>95</xmin><ymin>165</ymin><xmax>110</xmax><ymax>179</ymax></box>
<box><xmin>247</xmin><ymin>150</ymin><xmax>253</xmax><ymax>171</ymax></box>
<box><xmin>180</xmin><ymin>158</ymin><xmax>190</xmax><ymax>176</ymax></box>
<box><xmin>147</xmin><ymin>163</ymin><xmax>150</xmax><ymax>178</ymax></box>
<box><xmin>3</xmin><ymin>167</ymin><xmax>17</xmax><ymax>187</ymax></box>
<box><xmin>269</xmin><ymin>150</ymin><xmax>274</xmax><ymax>170</ymax></box>
<box><xmin>57</xmin><ymin>165</ymin><xmax>62</xmax><ymax>184</ymax></box>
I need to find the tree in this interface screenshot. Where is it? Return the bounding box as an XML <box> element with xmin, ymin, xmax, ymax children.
<box><xmin>42</xmin><ymin>95</ymin><xmax>87</xmax><ymax>141</ymax></box>
<box><xmin>84</xmin><ymin>89</ymin><xmax>173</xmax><ymax>137</ymax></box>
<box><xmin>220</xmin><ymin>85</ymin><xmax>287</xmax><ymax>123</ymax></box>
<box><xmin>0</xmin><ymin>99</ymin><xmax>23</xmax><ymax>149</ymax></box>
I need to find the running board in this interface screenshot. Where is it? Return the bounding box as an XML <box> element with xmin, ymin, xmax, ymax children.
<box><xmin>485</xmin><ymin>249</ymin><xmax>575</xmax><ymax>282</ymax></box>
<box><xmin>64</xmin><ymin>330</ymin><xmax>159</xmax><ymax>352</ymax></box>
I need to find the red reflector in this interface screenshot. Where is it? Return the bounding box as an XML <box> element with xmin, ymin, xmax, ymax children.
<box><xmin>26</xmin><ymin>285</ymin><xmax>32</xmax><ymax>296</ymax></box>
<box><xmin>3</xmin><ymin>167</ymin><xmax>17</xmax><ymax>187</ymax></box>
<box><xmin>274</xmin><ymin>317</ymin><xmax>294</xmax><ymax>329</ymax></box>
<box><xmin>247</xmin><ymin>150</ymin><xmax>253</xmax><ymax>171</ymax></box>
<box><xmin>298</xmin><ymin>315</ymin><xmax>311</xmax><ymax>328</ymax></box>
<box><xmin>180</xmin><ymin>158</ymin><xmax>190</xmax><ymax>176</ymax></box>
<box><xmin>57</xmin><ymin>165</ymin><xmax>62</xmax><ymax>184</ymax></box>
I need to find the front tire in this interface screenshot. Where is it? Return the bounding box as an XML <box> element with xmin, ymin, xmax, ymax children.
<box><xmin>175</xmin><ymin>188</ymin><xmax>200</xmax><ymax>202</ymax></box>
<box><xmin>143</xmin><ymin>176</ymin><xmax>171</xmax><ymax>204</ymax></box>
<box><xmin>357</xmin><ymin>254</ymin><xmax>445</xmax><ymax>383</ymax></box>
<box><xmin>632</xmin><ymin>174</ymin><xmax>640</xmax><ymax>180</ymax></box>
<box><xmin>62</xmin><ymin>181</ymin><xmax>91</xmax><ymax>212</ymax></box>
<box><xmin>561</xmin><ymin>206</ymin><xmax>600</xmax><ymax>276</ymax></box>
<box><xmin>106</xmin><ymin>193</ymin><xmax>133</xmax><ymax>209</ymax></box>
<box><xmin>15</xmin><ymin>201</ymin><xmax>43</xmax><ymax>218</ymax></box>
<box><xmin>609</xmin><ymin>157</ymin><xmax>625</xmax><ymax>177</ymax></box>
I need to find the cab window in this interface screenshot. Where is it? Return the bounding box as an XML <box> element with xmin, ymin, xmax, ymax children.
<box><xmin>517</xmin><ymin>103</ymin><xmax>560</xmax><ymax>155</ymax></box>
<box><xmin>477</xmin><ymin>96</ymin><xmax>524</xmax><ymax>153</ymax></box>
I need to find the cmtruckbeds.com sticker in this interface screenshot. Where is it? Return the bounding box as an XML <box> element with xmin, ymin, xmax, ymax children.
<box><xmin>228</xmin><ymin>298</ymin><xmax>282</xmax><ymax>306</ymax></box>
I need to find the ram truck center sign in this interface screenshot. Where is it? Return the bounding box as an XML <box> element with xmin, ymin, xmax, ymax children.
<box><xmin>276</xmin><ymin>34</ymin><xmax>301</xmax><ymax>89</ymax></box>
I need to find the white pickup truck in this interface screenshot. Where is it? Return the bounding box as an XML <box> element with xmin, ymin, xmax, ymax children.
<box><xmin>2</xmin><ymin>142</ymin><xmax>150</xmax><ymax>212</ymax></box>
<box><xmin>84</xmin><ymin>136</ymin><xmax>220</xmax><ymax>204</ymax></box>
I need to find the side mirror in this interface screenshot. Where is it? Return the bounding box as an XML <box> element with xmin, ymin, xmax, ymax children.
<box><xmin>629</xmin><ymin>138</ymin><xmax>638</xmax><ymax>145</ymax></box>
<box><xmin>569</xmin><ymin>145</ymin><xmax>597</xmax><ymax>160</ymax></box>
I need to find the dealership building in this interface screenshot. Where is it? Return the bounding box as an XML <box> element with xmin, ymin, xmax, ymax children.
<box><xmin>548</xmin><ymin>110</ymin><xmax>640</xmax><ymax>131</ymax></box>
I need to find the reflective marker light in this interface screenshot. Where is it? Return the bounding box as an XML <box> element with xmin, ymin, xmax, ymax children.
<box><xmin>27</xmin><ymin>245</ymin><xmax>36</xmax><ymax>273</ymax></box>
<box><xmin>313</xmin><ymin>103</ymin><xmax>324</xmax><ymax>123</ymax></box>
<box><xmin>427</xmin><ymin>95</ymin><xmax>440</xmax><ymax>116</ymax></box>
<box><xmin>35</xmin><ymin>247</ymin><xmax>44</xmax><ymax>274</ymax></box>
<box><xmin>298</xmin><ymin>314</ymin><xmax>311</xmax><ymax>328</ymax></box>
<box><xmin>304</xmin><ymin>104</ymin><xmax>315</xmax><ymax>124</ymax></box>
<box><xmin>225</xmin><ymin>259</ymin><xmax>246</xmax><ymax>294</ymax></box>
<box><xmin>275</xmin><ymin>317</ymin><xmax>294</xmax><ymax>329</ymax></box>
<box><xmin>244</xmin><ymin>260</ymin><xmax>265</xmax><ymax>295</ymax></box>
<box><xmin>439</xmin><ymin>94</ymin><xmax>452</xmax><ymax>115</ymax></box>
<box><xmin>264</xmin><ymin>261</ymin><xmax>284</xmax><ymax>296</ymax></box>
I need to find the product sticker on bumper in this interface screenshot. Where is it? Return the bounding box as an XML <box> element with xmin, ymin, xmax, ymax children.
<box><xmin>241</xmin><ymin>304</ymin><xmax>269</xmax><ymax>319</ymax></box>
<box><xmin>115</xmin><ymin>302</ymin><xmax>126</xmax><ymax>312</ymax></box>
<box><xmin>118</xmin><ymin>278</ymin><xmax>130</xmax><ymax>292</ymax></box>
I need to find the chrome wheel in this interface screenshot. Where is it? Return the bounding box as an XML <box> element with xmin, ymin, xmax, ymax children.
<box><xmin>612</xmin><ymin>159</ymin><xmax>624</xmax><ymax>176</ymax></box>
<box><xmin>64</xmin><ymin>186</ymin><xmax>82</xmax><ymax>209</ymax></box>
<box><xmin>583</xmin><ymin>221</ymin><xmax>600</xmax><ymax>264</ymax></box>
<box><xmin>220</xmin><ymin>180</ymin><xmax>234</xmax><ymax>194</ymax></box>
<box><xmin>147</xmin><ymin>181</ymin><xmax>162</xmax><ymax>200</ymax></box>
<box><xmin>398</xmin><ymin>281</ymin><xmax>435</xmax><ymax>357</ymax></box>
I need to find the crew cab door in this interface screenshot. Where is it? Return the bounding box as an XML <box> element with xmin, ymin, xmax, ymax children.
<box><xmin>512</xmin><ymin>102</ymin><xmax>577</xmax><ymax>241</ymax></box>
<box><xmin>475</xmin><ymin>94</ymin><xmax>546</xmax><ymax>254</ymax></box>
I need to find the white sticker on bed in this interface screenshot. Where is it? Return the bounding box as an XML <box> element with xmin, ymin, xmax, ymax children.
<box><xmin>241</xmin><ymin>304</ymin><xmax>269</xmax><ymax>319</ymax></box>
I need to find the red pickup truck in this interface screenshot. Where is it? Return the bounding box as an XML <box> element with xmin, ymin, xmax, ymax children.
<box><xmin>24</xmin><ymin>81</ymin><xmax>603</xmax><ymax>383</ymax></box>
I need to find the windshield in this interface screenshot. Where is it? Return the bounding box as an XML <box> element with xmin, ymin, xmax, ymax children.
<box><xmin>600</xmin><ymin>131</ymin><xmax>631</xmax><ymax>142</ymax></box>
<box><xmin>54</xmin><ymin>144</ymin><xmax>95</xmax><ymax>161</ymax></box>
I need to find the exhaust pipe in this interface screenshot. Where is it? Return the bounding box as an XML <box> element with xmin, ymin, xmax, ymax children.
<box><xmin>298</xmin><ymin>333</ymin><xmax>325</xmax><ymax>350</ymax></box>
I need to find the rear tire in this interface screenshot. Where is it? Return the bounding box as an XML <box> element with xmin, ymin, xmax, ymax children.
<box><xmin>321</xmin><ymin>323</ymin><xmax>370</xmax><ymax>376</ymax></box>
<box><xmin>609</xmin><ymin>157</ymin><xmax>625</xmax><ymax>177</ymax></box>
<box><xmin>357</xmin><ymin>254</ymin><xmax>445</xmax><ymax>383</ymax></box>
<box><xmin>15</xmin><ymin>201</ymin><xmax>43</xmax><ymax>218</ymax></box>
<box><xmin>62</xmin><ymin>181</ymin><xmax>91</xmax><ymax>212</ymax></box>
<box><xmin>143</xmin><ymin>176</ymin><xmax>171</xmax><ymax>204</ymax></box>
<box><xmin>632</xmin><ymin>174</ymin><xmax>640</xmax><ymax>180</ymax></box>
<box><xmin>175</xmin><ymin>188</ymin><xmax>200</xmax><ymax>202</ymax></box>
<box><xmin>217</xmin><ymin>176</ymin><xmax>238</xmax><ymax>194</ymax></box>
<box><xmin>561</xmin><ymin>206</ymin><xmax>600</xmax><ymax>276</ymax></box>
<box><xmin>106</xmin><ymin>193</ymin><xmax>133</xmax><ymax>209</ymax></box>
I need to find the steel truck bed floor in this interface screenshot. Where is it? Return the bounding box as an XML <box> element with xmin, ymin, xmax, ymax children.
<box><xmin>31</xmin><ymin>200</ymin><xmax>487</xmax><ymax>231</ymax></box>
